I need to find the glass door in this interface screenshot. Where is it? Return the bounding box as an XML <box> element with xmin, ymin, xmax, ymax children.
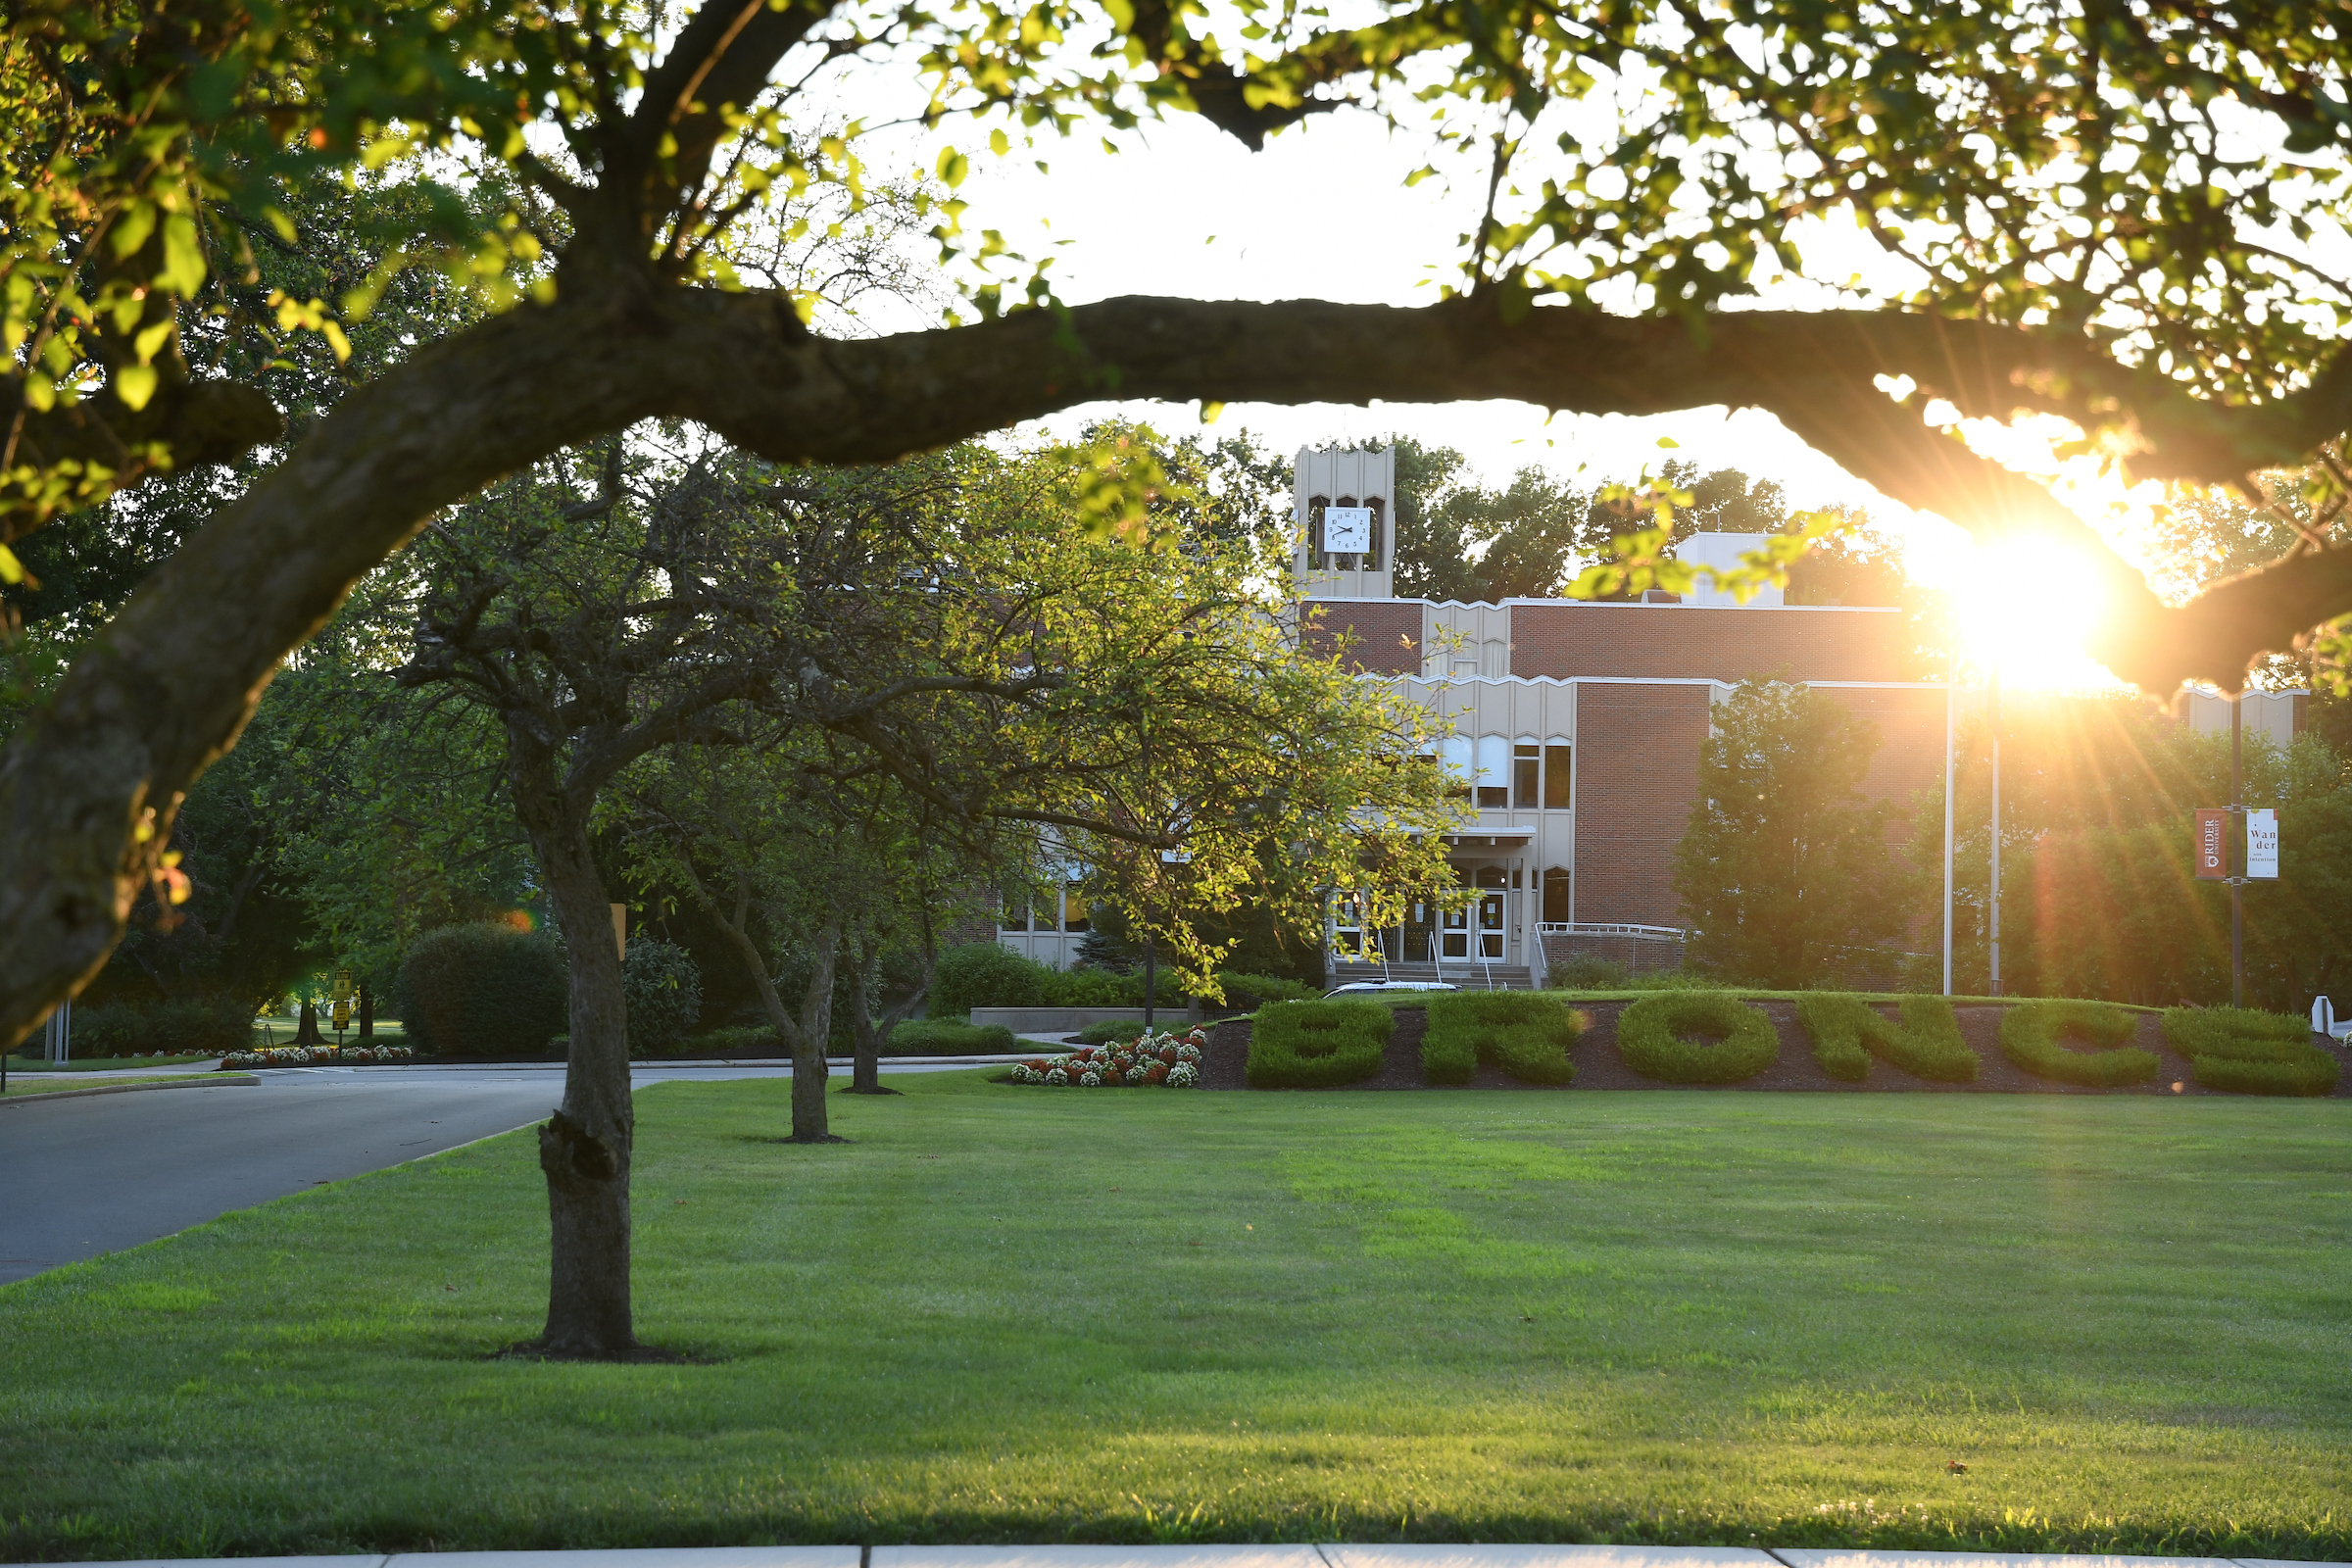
<box><xmin>1441</xmin><ymin>901</ymin><xmax>1470</xmax><ymax>958</ymax></box>
<box><xmin>1478</xmin><ymin>892</ymin><xmax>1506</xmax><ymax>959</ymax></box>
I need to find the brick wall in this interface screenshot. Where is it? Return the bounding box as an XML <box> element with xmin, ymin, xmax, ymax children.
<box><xmin>1512</xmin><ymin>604</ymin><xmax>1902</xmax><ymax>682</ymax></box>
<box><xmin>1299</xmin><ymin>600</ymin><xmax>1422</xmax><ymax>675</ymax></box>
<box><xmin>1820</xmin><ymin>685</ymin><xmax>1948</xmax><ymax>832</ymax></box>
<box><xmin>1571</xmin><ymin>682</ymin><xmax>1714</xmax><ymax>926</ymax></box>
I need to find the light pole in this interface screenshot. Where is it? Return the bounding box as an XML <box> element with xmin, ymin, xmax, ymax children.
<box><xmin>1941</xmin><ymin>640</ymin><xmax>1956</xmax><ymax>998</ymax></box>
<box><xmin>2231</xmin><ymin>689</ymin><xmax>2244</xmax><ymax>1009</ymax></box>
<box><xmin>1988</xmin><ymin>666</ymin><xmax>2001</xmax><ymax>998</ymax></box>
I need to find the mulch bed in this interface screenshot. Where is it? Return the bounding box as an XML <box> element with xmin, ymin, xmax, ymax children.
<box><xmin>1200</xmin><ymin>1001</ymin><xmax>2352</xmax><ymax>1097</ymax></box>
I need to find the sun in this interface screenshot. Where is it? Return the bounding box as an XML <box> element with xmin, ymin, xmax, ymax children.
<box><xmin>1948</xmin><ymin>536</ymin><xmax>2124</xmax><ymax>691</ymax></box>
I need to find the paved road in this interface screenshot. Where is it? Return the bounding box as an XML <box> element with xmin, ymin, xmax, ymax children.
<box><xmin>0</xmin><ymin>1058</ymin><xmax>999</xmax><ymax>1286</ymax></box>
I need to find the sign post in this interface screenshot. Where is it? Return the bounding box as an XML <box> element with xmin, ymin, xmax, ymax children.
<box><xmin>2194</xmin><ymin>809</ymin><xmax>2228</xmax><ymax>880</ymax></box>
<box><xmin>2247</xmin><ymin>808</ymin><xmax>2278</xmax><ymax>880</ymax></box>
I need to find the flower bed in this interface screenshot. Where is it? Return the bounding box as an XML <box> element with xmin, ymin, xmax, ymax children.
<box><xmin>1006</xmin><ymin>1028</ymin><xmax>1205</xmax><ymax>1088</ymax></box>
<box><xmin>222</xmin><ymin>1045</ymin><xmax>417</xmax><ymax>1069</ymax></box>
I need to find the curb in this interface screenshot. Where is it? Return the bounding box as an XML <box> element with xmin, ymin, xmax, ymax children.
<box><xmin>1</xmin><ymin>1547</ymin><xmax>2338</xmax><ymax>1568</ymax></box>
<box><xmin>0</xmin><ymin>1072</ymin><xmax>259</xmax><ymax>1109</ymax></box>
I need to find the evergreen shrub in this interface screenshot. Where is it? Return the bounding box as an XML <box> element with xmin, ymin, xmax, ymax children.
<box><xmin>1617</xmin><ymin>992</ymin><xmax>1778</xmax><ymax>1083</ymax></box>
<box><xmin>889</xmin><ymin>1019</ymin><xmax>1020</xmax><ymax>1054</ymax></box>
<box><xmin>1247</xmin><ymin>999</ymin><xmax>1393</xmax><ymax>1088</ymax></box>
<box><xmin>1077</xmin><ymin>1019</ymin><xmax>1151</xmax><ymax>1046</ymax></box>
<box><xmin>1997</xmin><ymin>1000</ymin><xmax>2156</xmax><ymax>1087</ymax></box>
<box><xmin>928</xmin><ymin>944</ymin><xmax>1054</xmax><ymax>1016</ymax></box>
<box><xmin>393</xmin><ymin>923</ymin><xmax>567</xmax><ymax>1057</ymax></box>
<box><xmin>621</xmin><ymin>938</ymin><xmax>703</xmax><ymax>1057</ymax></box>
<box><xmin>1421</xmin><ymin>992</ymin><xmax>1583</xmax><ymax>1084</ymax></box>
<box><xmin>1215</xmin><ymin>970</ymin><xmax>1317</xmax><ymax>1007</ymax></box>
<box><xmin>1547</xmin><ymin>954</ymin><xmax>1631</xmax><ymax>990</ymax></box>
<box><xmin>1795</xmin><ymin>994</ymin><xmax>1979</xmax><ymax>1082</ymax></box>
<box><xmin>2161</xmin><ymin>1006</ymin><xmax>2341</xmax><ymax>1096</ymax></box>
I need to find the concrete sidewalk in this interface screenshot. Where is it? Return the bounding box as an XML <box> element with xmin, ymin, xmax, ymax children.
<box><xmin>14</xmin><ymin>1544</ymin><xmax>2338</xmax><ymax>1568</ymax></box>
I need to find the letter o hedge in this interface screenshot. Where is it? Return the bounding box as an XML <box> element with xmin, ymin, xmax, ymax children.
<box><xmin>1617</xmin><ymin>992</ymin><xmax>1777</xmax><ymax>1084</ymax></box>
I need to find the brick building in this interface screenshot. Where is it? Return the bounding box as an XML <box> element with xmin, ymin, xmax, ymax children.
<box><xmin>1001</xmin><ymin>444</ymin><xmax>2306</xmax><ymax>985</ymax></box>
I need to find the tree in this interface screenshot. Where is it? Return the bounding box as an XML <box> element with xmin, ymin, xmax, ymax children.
<box><xmin>14</xmin><ymin>2</ymin><xmax>2352</xmax><ymax>1058</ymax></box>
<box><xmin>1673</xmin><ymin>678</ymin><xmax>1910</xmax><ymax>988</ymax></box>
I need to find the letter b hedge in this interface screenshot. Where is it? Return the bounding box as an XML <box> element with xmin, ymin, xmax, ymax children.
<box><xmin>1247</xmin><ymin>999</ymin><xmax>1394</xmax><ymax>1088</ymax></box>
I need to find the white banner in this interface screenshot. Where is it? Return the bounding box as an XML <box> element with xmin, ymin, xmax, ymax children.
<box><xmin>2247</xmin><ymin>808</ymin><xmax>2278</xmax><ymax>879</ymax></box>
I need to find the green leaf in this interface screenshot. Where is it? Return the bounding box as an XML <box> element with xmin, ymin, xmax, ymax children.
<box><xmin>936</xmin><ymin>147</ymin><xmax>969</xmax><ymax>188</ymax></box>
<box><xmin>157</xmin><ymin>216</ymin><xmax>207</xmax><ymax>298</ymax></box>
<box><xmin>113</xmin><ymin>364</ymin><xmax>159</xmax><ymax>411</ymax></box>
<box><xmin>0</xmin><ymin>544</ymin><xmax>24</xmax><ymax>585</ymax></box>
<box><xmin>109</xmin><ymin>202</ymin><xmax>158</xmax><ymax>260</ymax></box>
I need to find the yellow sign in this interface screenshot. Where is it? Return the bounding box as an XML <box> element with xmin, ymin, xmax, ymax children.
<box><xmin>332</xmin><ymin>998</ymin><xmax>351</xmax><ymax>1030</ymax></box>
<box><xmin>331</xmin><ymin>967</ymin><xmax>352</xmax><ymax>1002</ymax></box>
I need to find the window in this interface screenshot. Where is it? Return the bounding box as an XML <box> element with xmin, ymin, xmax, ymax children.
<box><xmin>1475</xmin><ymin>736</ymin><xmax>1509</xmax><ymax>808</ymax></box>
<box><xmin>1543</xmin><ymin>867</ymin><xmax>1571</xmax><ymax>923</ymax></box>
<box><xmin>1307</xmin><ymin>494</ymin><xmax>1330</xmax><ymax>568</ymax></box>
<box><xmin>1364</xmin><ymin>497</ymin><xmax>1386</xmax><ymax>569</ymax></box>
<box><xmin>1001</xmin><ymin>897</ymin><xmax>1029</xmax><ymax>932</ymax></box>
<box><xmin>1544</xmin><ymin>741</ymin><xmax>1572</xmax><ymax>808</ymax></box>
<box><xmin>1513</xmin><ymin>741</ymin><xmax>1540</xmax><ymax>808</ymax></box>
<box><xmin>1063</xmin><ymin>886</ymin><xmax>1090</xmax><ymax>933</ymax></box>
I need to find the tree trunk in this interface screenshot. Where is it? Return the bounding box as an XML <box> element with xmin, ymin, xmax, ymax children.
<box><xmin>358</xmin><ymin>980</ymin><xmax>374</xmax><ymax>1039</ymax></box>
<box><xmin>847</xmin><ymin>940</ymin><xmax>932</xmax><ymax>1095</ymax></box>
<box><xmin>514</xmin><ymin>777</ymin><xmax>639</xmax><ymax>1360</ymax></box>
<box><xmin>785</xmin><ymin>925</ymin><xmax>841</xmax><ymax>1141</ymax></box>
<box><xmin>294</xmin><ymin>997</ymin><xmax>321</xmax><ymax>1045</ymax></box>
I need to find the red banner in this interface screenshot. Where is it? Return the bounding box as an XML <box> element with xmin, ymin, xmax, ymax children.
<box><xmin>2195</xmin><ymin>809</ymin><xmax>2228</xmax><ymax>879</ymax></box>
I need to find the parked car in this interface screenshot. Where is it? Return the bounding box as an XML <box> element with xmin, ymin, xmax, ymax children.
<box><xmin>1323</xmin><ymin>980</ymin><xmax>1459</xmax><ymax>998</ymax></box>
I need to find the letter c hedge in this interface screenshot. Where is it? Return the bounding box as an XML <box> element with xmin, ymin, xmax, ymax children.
<box><xmin>1617</xmin><ymin>992</ymin><xmax>1778</xmax><ymax>1084</ymax></box>
<box><xmin>1997</xmin><ymin>1000</ymin><xmax>2156</xmax><ymax>1087</ymax></box>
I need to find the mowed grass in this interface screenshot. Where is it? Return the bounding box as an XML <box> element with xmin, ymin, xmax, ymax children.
<box><xmin>1</xmin><ymin>1072</ymin><xmax>222</xmax><ymax>1098</ymax></box>
<box><xmin>2</xmin><ymin>1075</ymin><xmax>2349</xmax><ymax>1560</ymax></box>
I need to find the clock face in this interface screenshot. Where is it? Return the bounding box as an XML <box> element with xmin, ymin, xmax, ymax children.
<box><xmin>1323</xmin><ymin>506</ymin><xmax>1373</xmax><ymax>552</ymax></box>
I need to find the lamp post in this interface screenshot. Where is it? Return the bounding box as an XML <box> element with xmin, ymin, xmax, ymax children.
<box><xmin>1988</xmin><ymin>666</ymin><xmax>2001</xmax><ymax>998</ymax></box>
<box><xmin>1941</xmin><ymin>639</ymin><xmax>1956</xmax><ymax>998</ymax></box>
<box><xmin>2232</xmin><ymin>689</ymin><xmax>2244</xmax><ymax>1009</ymax></box>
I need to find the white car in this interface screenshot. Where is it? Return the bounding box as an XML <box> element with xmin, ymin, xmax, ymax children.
<box><xmin>1323</xmin><ymin>980</ymin><xmax>1459</xmax><ymax>998</ymax></box>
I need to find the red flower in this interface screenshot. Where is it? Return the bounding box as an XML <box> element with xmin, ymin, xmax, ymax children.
<box><xmin>1158</xmin><ymin>1046</ymin><xmax>1178</xmax><ymax>1064</ymax></box>
<box><xmin>1145</xmin><ymin>1062</ymin><xmax>1170</xmax><ymax>1084</ymax></box>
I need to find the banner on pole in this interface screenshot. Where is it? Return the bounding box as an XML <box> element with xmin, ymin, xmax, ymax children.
<box><xmin>2194</xmin><ymin>809</ymin><xmax>2228</xmax><ymax>879</ymax></box>
<box><xmin>2247</xmin><ymin>808</ymin><xmax>2278</xmax><ymax>879</ymax></box>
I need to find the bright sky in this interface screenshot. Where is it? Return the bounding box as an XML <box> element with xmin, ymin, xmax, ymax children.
<box><xmin>826</xmin><ymin>76</ymin><xmax>2162</xmax><ymax>690</ymax></box>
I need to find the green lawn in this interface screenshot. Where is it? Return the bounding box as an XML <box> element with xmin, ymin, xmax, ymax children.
<box><xmin>2</xmin><ymin>1072</ymin><xmax>221</xmax><ymax>1098</ymax></box>
<box><xmin>2</xmin><ymin>1052</ymin><xmax>219</xmax><ymax>1072</ymax></box>
<box><xmin>2</xmin><ymin>1073</ymin><xmax>2347</xmax><ymax>1560</ymax></box>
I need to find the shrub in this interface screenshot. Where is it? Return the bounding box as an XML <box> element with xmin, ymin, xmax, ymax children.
<box><xmin>1547</xmin><ymin>954</ymin><xmax>1631</xmax><ymax>991</ymax></box>
<box><xmin>1997</xmin><ymin>1000</ymin><xmax>2156</xmax><ymax>1087</ymax></box>
<box><xmin>1617</xmin><ymin>992</ymin><xmax>1779</xmax><ymax>1083</ymax></box>
<box><xmin>681</xmin><ymin>1023</ymin><xmax>785</xmax><ymax>1056</ymax></box>
<box><xmin>1076</xmin><ymin>1019</ymin><xmax>1151</xmax><ymax>1046</ymax></box>
<box><xmin>621</xmin><ymin>938</ymin><xmax>703</xmax><ymax>1057</ymax></box>
<box><xmin>1043</xmin><ymin>966</ymin><xmax>1147</xmax><ymax>1006</ymax></box>
<box><xmin>927</xmin><ymin>943</ymin><xmax>1054</xmax><ymax>1017</ymax></box>
<box><xmin>1422</xmin><ymin>992</ymin><xmax>1584</xmax><ymax>1084</ymax></box>
<box><xmin>1215</xmin><ymin>970</ymin><xmax>1317</xmax><ymax>1008</ymax></box>
<box><xmin>889</xmin><ymin>1019</ymin><xmax>1020</xmax><ymax>1054</ymax></box>
<box><xmin>64</xmin><ymin>1000</ymin><xmax>253</xmax><ymax>1058</ymax></box>
<box><xmin>1246</xmin><ymin>999</ymin><xmax>1394</xmax><ymax>1088</ymax></box>
<box><xmin>2161</xmin><ymin>1006</ymin><xmax>2341</xmax><ymax>1096</ymax></box>
<box><xmin>392</xmin><ymin>923</ymin><xmax>567</xmax><ymax>1057</ymax></box>
<box><xmin>1795</xmin><ymin>994</ymin><xmax>1979</xmax><ymax>1083</ymax></box>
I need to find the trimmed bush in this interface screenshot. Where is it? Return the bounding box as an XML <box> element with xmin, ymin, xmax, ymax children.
<box><xmin>928</xmin><ymin>943</ymin><xmax>1054</xmax><ymax>1017</ymax></box>
<box><xmin>392</xmin><ymin>923</ymin><xmax>567</xmax><ymax>1057</ymax></box>
<box><xmin>1076</xmin><ymin>1019</ymin><xmax>1151</xmax><ymax>1046</ymax></box>
<box><xmin>621</xmin><ymin>938</ymin><xmax>703</xmax><ymax>1057</ymax></box>
<box><xmin>1247</xmin><ymin>999</ymin><xmax>1394</xmax><ymax>1088</ymax></box>
<box><xmin>1617</xmin><ymin>992</ymin><xmax>1778</xmax><ymax>1084</ymax></box>
<box><xmin>1997</xmin><ymin>1000</ymin><xmax>2156</xmax><ymax>1087</ymax></box>
<box><xmin>1044</xmin><ymin>966</ymin><xmax>1147</xmax><ymax>1006</ymax></box>
<box><xmin>889</xmin><ymin>1019</ymin><xmax>1020</xmax><ymax>1054</ymax></box>
<box><xmin>2161</xmin><ymin>1006</ymin><xmax>2341</xmax><ymax>1096</ymax></box>
<box><xmin>1795</xmin><ymin>994</ymin><xmax>1979</xmax><ymax>1083</ymax></box>
<box><xmin>1422</xmin><ymin>992</ymin><xmax>1584</xmax><ymax>1084</ymax></box>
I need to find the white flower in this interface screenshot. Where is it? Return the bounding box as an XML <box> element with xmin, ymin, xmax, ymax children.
<box><xmin>1167</xmin><ymin>1062</ymin><xmax>1199</xmax><ymax>1088</ymax></box>
<box><xmin>1079</xmin><ymin>1070</ymin><xmax>1102</xmax><ymax>1087</ymax></box>
<box><xmin>1045</xmin><ymin>1067</ymin><xmax>1069</xmax><ymax>1086</ymax></box>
